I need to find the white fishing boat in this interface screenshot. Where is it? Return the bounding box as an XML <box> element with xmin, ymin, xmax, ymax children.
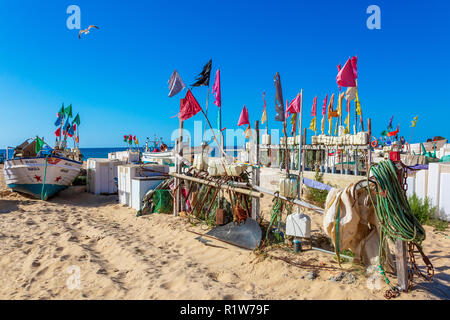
<box><xmin>4</xmin><ymin>138</ymin><xmax>83</xmax><ymax>200</ymax></box>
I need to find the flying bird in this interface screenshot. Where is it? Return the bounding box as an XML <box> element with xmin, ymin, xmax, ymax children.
<box><xmin>79</xmin><ymin>25</ymin><xmax>99</xmax><ymax>39</ymax></box>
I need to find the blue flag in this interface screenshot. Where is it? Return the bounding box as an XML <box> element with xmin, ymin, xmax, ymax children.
<box><xmin>54</xmin><ymin>116</ymin><xmax>62</xmax><ymax>127</ymax></box>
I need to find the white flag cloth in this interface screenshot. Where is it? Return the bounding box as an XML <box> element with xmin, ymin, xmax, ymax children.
<box><xmin>168</xmin><ymin>70</ymin><xmax>186</xmax><ymax>97</ymax></box>
<box><xmin>345</xmin><ymin>87</ymin><xmax>357</xmax><ymax>101</ymax></box>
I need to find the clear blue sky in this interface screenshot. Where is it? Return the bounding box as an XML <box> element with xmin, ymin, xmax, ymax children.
<box><xmin>0</xmin><ymin>0</ymin><xmax>448</xmax><ymax>148</ymax></box>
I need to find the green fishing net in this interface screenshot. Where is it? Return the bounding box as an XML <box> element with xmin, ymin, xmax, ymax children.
<box><xmin>152</xmin><ymin>189</ymin><xmax>173</xmax><ymax>214</ymax></box>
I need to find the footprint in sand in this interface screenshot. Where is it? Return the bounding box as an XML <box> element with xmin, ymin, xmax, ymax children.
<box><xmin>96</xmin><ymin>268</ymin><xmax>108</xmax><ymax>275</ymax></box>
<box><xmin>31</xmin><ymin>260</ymin><xmax>41</xmax><ymax>268</ymax></box>
<box><xmin>60</xmin><ymin>255</ymin><xmax>70</xmax><ymax>262</ymax></box>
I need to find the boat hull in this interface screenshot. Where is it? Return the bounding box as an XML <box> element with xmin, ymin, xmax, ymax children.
<box><xmin>4</xmin><ymin>156</ymin><xmax>82</xmax><ymax>200</ymax></box>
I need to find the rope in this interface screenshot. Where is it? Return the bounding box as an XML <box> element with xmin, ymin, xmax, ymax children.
<box><xmin>366</xmin><ymin>160</ymin><xmax>427</xmax><ymax>294</ymax></box>
<box><xmin>40</xmin><ymin>155</ymin><xmax>49</xmax><ymax>201</ymax></box>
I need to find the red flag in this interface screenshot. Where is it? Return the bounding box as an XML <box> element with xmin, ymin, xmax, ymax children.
<box><xmin>179</xmin><ymin>89</ymin><xmax>202</xmax><ymax>121</ymax></box>
<box><xmin>73</xmin><ymin>124</ymin><xmax>77</xmax><ymax>131</ymax></box>
<box><xmin>287</xmin><ymin>92</ymin><xmax>302</xmax><ymax>117</ymax></box>
<box><xmin>76</xmin><ymin>135</ymin><xmax>79</xmax><ymax>144</ymax></box>
<box><xmin>55</xmin><ymin>127</ymin><xmax>61</xmax><ymax>137</ymax></box>
<box><xmin>322</xmin><ymin>94</ymin><xmax>328</xmax><ymax>116</ymax></box>
<box><xmin>336</xmin><ymin>58</ymin><xmax>356</xmax><ymax>87</ymax></box>
<box><xmin>238</xmin><ymin>105</ymin><xmax>250</xmax><ymax>126</ymax></box>
<box><xmin>311</xmin><ymin>96</ymin><xmax>317</xmax><ymax>117</ymax></box>
<box><xmin>387</xmin><ymin>125</ymin><xmax>399</xmax><ymax>137</ymax></box>
<box><xmin>133</xmin><ymin>135</ymin><xmax>136</xmax><ymax>141</ymax></box>
<box><xmin>212</xmin><ymin>69</ymin><xmax>221</xmax><ymax>107</ymax></box>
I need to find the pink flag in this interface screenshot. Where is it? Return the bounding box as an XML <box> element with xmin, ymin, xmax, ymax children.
<box><xmin>311</xmin><ymin>96</ymin><xmax>317</xmax><ymax>117</ymax></box>
<box><xmin>285</xmin><ymin>100</ymin><xmax>289</xmax><ymax>119</ymax></box>
<box><xmin>336</xmin><ymin>58</ymin><xmax>356</xmax><ymax>87</ymax></box>
<box><xmin>351</xmin><ymin>56</ymin><xmax>358</xmax><ymax>79</ymax></box>
<box><xmin>238</xmin><ymin>105</ymin><xmax>250</xmax><ymax>126</ymax></box>
<box><xmin>322</xmin><ymin>94</ymin><xmax>328</xmax><ymax>116</ymax></box>
<box><xmin>287</xmin><ymin>92</ymin><xmax>302</xmax><ymax>116</ymax></box>
<box><xmin>212</xmin><ymin>69</ymin><xmax>221</xmax><ymax>107</ymax></box>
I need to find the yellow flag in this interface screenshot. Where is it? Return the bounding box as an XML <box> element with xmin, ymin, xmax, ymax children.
<box><xmin>337</xmin><ymin>92</ymin><xmax>344</xmax><ymax>117</ymax></box>
<box><xmin>410</xmin><ymin>116</ymin><xmax>418</xmax><ymax>128</ymax></box>
<box><xmin>309</xmin><ymin>116</ymin><xmax>317</xmax><ymax>133</ymax></box>
<box><xmin>344</xmin><ymin>112</ymin><xmax>350</xmax><ymax>134</ymax></box>
<box><xmin>244</xmin><ymin>125</ymin><xmax>251</xmax><ymax>139</ymax></box>
<box><xmin>261</xmin><ymin>109</ymin><xmax>267</xmax><ymax>124</ymax></box>
<box><xmin>355</xmin><ymin>87</ymin><xmax>362</xmax><ymax>116</ymax></box>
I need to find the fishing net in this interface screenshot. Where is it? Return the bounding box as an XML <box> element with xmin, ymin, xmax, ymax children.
<box><xmin>152</xmin><ymin>189</ymin><xmax>173</xmax><ymax>214</ymax></box>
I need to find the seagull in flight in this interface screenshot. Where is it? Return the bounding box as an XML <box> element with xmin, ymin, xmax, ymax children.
<box><xmin>79</xmin><ymin>25</ymin><xmax>99</xmax><ymax>39</ymax></box>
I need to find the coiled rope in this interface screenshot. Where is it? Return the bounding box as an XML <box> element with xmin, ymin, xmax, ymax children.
<box><xmin>366</xmin><ymin>160</ymin><xmax>429</xmax><ymax>296</ymax></box>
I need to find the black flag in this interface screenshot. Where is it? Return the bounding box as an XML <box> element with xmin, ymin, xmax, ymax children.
<box><xmin>274</xmin><ymin>72</ymin><xmax>285</xmax><ymax>122</ymax></box>
<box><xmin>191</xmin><ymin>59</ymin><xmax>212</xmax><ymax>87</ymax></box>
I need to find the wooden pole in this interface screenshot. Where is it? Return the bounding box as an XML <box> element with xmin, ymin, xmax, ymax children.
<box><xmin>174</xmin><ymin>119</ymin><xmax>183</xmax><ymax>216</ymax></box>
<box><xmin>368</xmin><ymin>118</ymin><xmax>372</xmax><ymax>170</ymax></box>
<box><xmin>395</xmin><ymin>239</ymin><xmax>409</xmax><ymax>292</ymax></box>
<box><xmin>252</xmin><ymin>121</ymin><xmax>260</xmax><ymax>220</ymax></box>
<box><xmin>297</xmin><ymin>91</ymin><xmax>304</xmax><ymax>214</ymax></box>
<box><xmin>169</xmin><ymin>172</ymin><xmax>264</xmax><ymax>198</ymax></box>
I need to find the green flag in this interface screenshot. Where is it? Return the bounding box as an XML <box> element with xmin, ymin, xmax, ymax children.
<box><xmin>65</xmin><ymin>104</ymin><xmax>73</xmax><ymax>118</ymax></box>
<box><xmin>73</xmin><ymin>113</ymin><xmax>81</xmax><ymax>126</ymax></box>
<box><xmin>35</xmin><ymin>137</ymin><xmax>45</xmax><ymax>153</ymax></box>
<box><xmin>58</xmin><ymin>103</ymin><xmax>65</xmax><ymax>118</ymax></box>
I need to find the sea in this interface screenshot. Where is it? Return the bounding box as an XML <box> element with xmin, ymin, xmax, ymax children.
<box><xmin>0</xmin><ymin>146</ymin><xmax>238</xmax><ymax>162</ymax></box>
<box><xmin>0</xmin><ymin>147</ymin><xmax>145</xmax><ymax>161</ymax></box>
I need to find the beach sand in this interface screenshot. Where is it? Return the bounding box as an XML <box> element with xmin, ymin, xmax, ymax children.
<box><xmin>0</xmin><ymin>164</ymin><xmax>448</xmax><ymax>300</ymax></box>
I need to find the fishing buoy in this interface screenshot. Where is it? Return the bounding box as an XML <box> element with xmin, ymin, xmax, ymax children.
<box><xmin>160</xmin><ymin>143</ymin><xmax>168</xmax><ymax>152</ymax></box>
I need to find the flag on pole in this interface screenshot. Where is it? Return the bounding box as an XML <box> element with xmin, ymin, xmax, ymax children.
<box><xmin>76</xmin><ymin>135</ymin><xmax>79</xmax><ymax>144</ymax></box>
<box><xmin>57</xmin><ymin>104</ymin><xmax>65</xmax><ymax>118</ymax></box>
<box><xmin>73</xmin><ymin>113</ymin><xmax>81</xmax><ymax>126</ymax></box>
<box><xmin>387</xmin><ymin>116</ymin><xmax>394</xmax><ymax>130</ymax></box>
<box><xmin>309</xmin><ymin>117</ymin><xmax>317</xmax><ymax>133</ymax></box>
<box><xmin>321</xmin><ymin>95</ymin><xmax>328</xmax><ymax>134</ymax></box>
<box><xmin>168</xmin><ymin>70</ymin><xmax>186</xmax><ymax>97</ymax></box>
<box><xmin>388</xmin><ymin>125</ymin><xmax>399</xmax><ymax>137</ymax></box>
<box><xmin>179</xmin><ymin>89</ymin><xmax>202</xmax><ymax>121</ymax></box>
<box><xmin>337</xmin><ymin>92</ymin><xmax>345</xmax><ymax>117</ymax></box>
<box><xmin>351</xmin><ymin>56</ymin><xmax>358</xmax><ymax>79</ymax></box>
<box><xmin>261</xmin><ymin>91</ymin><xmax>267</xmax><ymax>124</ymax></box>
<box><xmin>238</xmin><ymin>105</ymin><xmax>250</xmax><ymax>126</ymax></box>
<box><xmin>336</xmin><ymin>58</ymin><xmax>357</xmax><ymax>87</ymax></box>
<box><xmin>54</xmin><ymin>127</ymin><xmax>61</xmax><ymax>137</ymax></box>
<box><xmin>345</xmin><ymin>87</ymin><xmax>357</xmax><ymax>101</ymax></box>
<box><xmin>64</xmin><ymin>104</ymin><xmax>73</xmax><ymax>118</ymax></box>
<box><xmin>290</xmin><ymin>113</ymin><xmax>297</xmax><ymax>136</ymax></box>
<box><xmin>411</xmin><ymin>116</ymin><xmax>419</xmax><ymax>127</ymax></box>
<box><xmin>191</xmin><ymin>59</ymin><xmax>212</xmax><ymax>87</ymax></box>
<box><xmin>311</xmin><ymin>96</ymin><xmax>317</xmax><ymax>117</ymax></box>
<box><xmin>274</xmin><ymin>72</ymin><xmax>285</xmax><ymax>122</ymax></box>
<box><xmin>344</xmin><ymin>100</ymin><xmax>351</xmax><ymax>133</ymax></box>
<box><xmin>54</xmin><ymin>116</ymin><xmax>62</xmax><ymax>127</ymax></box>
<box><xmin>287</xmin><ymin>90</ymin><xmax>302</xmax><ymax>117</ymax></box>
<box><xmin>212</xmin><ymin>69</ymin><xmax>221</xmax><ymax>107</ymax></box>
<box><xmin>35</xmin><ymin>137</ymin><xmax>45</xmax><ymax>153</ymax></box>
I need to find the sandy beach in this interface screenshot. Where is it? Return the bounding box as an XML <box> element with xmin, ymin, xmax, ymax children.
<box><xmin>0</xmin><ymin>164</ymin><xmax>448</xmax><ymax>300</ymax></box>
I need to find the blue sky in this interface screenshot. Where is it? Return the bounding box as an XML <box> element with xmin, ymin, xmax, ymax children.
<box><xmin>0</xmin><ymin>0</ymin><xmax>448</xmax><ymax>148</ymax></box>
